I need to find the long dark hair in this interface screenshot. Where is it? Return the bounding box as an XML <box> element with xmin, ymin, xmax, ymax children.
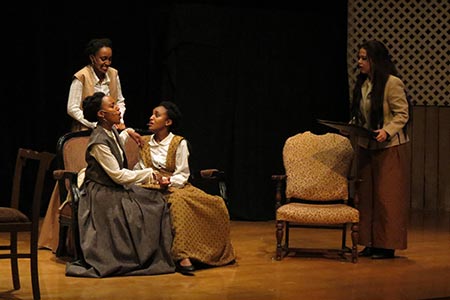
<box><xmin>350</xmin><ymin>40</ymin><xmax>400</xmax><ymax>130</ymax></box>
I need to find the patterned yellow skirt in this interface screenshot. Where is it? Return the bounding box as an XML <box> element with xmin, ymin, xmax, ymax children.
<box><xmin>165</xmin><ymin>183</ymin><xmax>235</xmax><ymax>266</ymax></box>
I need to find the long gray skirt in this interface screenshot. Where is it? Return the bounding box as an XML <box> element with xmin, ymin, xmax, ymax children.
<box><xmin>66</xmin><ymin>182</ymin><xmax>175</xmax><ymax>277</ymax></box>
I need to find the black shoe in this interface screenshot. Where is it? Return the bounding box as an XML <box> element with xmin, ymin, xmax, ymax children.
<box><xmin>371</xmin><ymin>248</ymin><xmax>395</xmax><ymax>259</ymax></box>
<box><xmin>358</xmin><ymin>247</ymin><xmax>373</xmax><ymax>257</ymax></box>
<box><xmin>176</xmin><ymin>260</ymin><xmax>195</xmax><ymax>273</ymax></box>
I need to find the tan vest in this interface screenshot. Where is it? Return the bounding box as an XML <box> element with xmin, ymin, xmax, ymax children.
<box><xmin>73</xmin><ymin>65</ymin><xmax>119</xmax><ymax>105</ymax></box>
<box><xmin>71</xmin><ymin>65</ymin><xmax>119</xmax><ymax>131</ymax></box>
<box><xmin>140</xmin><ymin>135</ymin><xmax>184</xmax><ymax>177</ymax></box>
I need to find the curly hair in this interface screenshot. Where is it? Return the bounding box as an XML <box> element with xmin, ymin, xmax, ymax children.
<box><xmin>84</xmin><ymin>38</ymin><xmax>113</xmax><ymax>57</ymax></box>
<box><xmin>82</xmin><ymin>92</ymin><xmax>106</xmax><ymax>122</ymax></box>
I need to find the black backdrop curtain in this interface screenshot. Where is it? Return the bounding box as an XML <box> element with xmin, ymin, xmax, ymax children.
<box><xmin>1</xmin><ymin>2</ymin><xmax>349</xmax><ymax>221</ymax></box>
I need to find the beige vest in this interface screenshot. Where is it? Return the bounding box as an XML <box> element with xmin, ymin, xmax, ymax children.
<box><xmin>71</xmin><ymin>65</ymin><xmax>119</xmax><ymax>131</ymax></box>
<box><xmin>73</xmin><ymin>65</ymin><xmax>119</xmax><ymax>104</ymax></box>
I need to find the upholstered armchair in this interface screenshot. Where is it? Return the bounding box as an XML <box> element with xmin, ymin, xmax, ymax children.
<box><xmin>272</xmin><ymin>131</ymin><xmax>359</xmax><ymax>263</ymax></box>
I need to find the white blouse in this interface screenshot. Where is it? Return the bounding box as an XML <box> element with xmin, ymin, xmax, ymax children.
<box><xmin>79</xmin><ymin>128</ymin><xmax>153</xmax><ymax>187</ymax></box>
<box><xmin>135</xmin><ymin>132</ymin><xmax>190</xmax><ymax>188</ymax></box>
<box><xmin>360</xmin><ymin>79</ymin><xmax>372</xmax><ymax>129</ymax></box>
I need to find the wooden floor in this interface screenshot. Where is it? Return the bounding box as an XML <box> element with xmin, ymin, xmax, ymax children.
<box><xmin>1</xmin><ymin>210</ymin><xmax>450</xmax><ymax>300</ymax></box>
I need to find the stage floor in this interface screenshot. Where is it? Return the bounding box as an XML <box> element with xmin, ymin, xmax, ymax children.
<box><xmin>1</xmin><ymin>210</ymin><xmax>450</xmax><ymax>300</ymax></box>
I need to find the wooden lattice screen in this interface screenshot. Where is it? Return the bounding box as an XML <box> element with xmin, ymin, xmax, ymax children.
<box><xmin>347</xmin><ymin>0</ymin><xmax>449</xmax><ymax>107</ymax></box>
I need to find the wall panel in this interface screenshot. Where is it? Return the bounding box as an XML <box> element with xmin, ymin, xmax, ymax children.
<box><xmin>411</xmin><ymin>108</ymin><xmax>426</xmax><ymax>210</ymax></box>
<box><xmin>438</xmin><ymin>108</ymin><xmax>450</xmax><ymax>211</ymax></box>
<box><xmin>423</xmin><ymin>107</ymin><xmax>440</xmax><ymax>210</ymax></box>
<box><xmin>411</xmin><ymin>106</ymin><xmax>450</xmax><ymax>212</ymax></box>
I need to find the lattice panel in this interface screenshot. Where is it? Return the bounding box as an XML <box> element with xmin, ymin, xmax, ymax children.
<box><xmin>347</xmin><ymin>0</ymin><xmax>449</xmax><ymax>106</ymax></box>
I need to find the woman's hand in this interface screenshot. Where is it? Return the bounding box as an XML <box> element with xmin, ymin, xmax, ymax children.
<box><xmin>115</xmin><ymin>122</ymin><xmax>126</xmax><ymax>131</ymax></box>
<box><xmin>153</xmin><ymin>172</ymin><xmax>171</xmax><ymax>187</ymax></box>
<box><xmin>374</xmin><ymin>129</ymin><xmax>389</xmax><ymax>142</ymax></box>
<box><xmin>127</xmin><ymin>129</ymin><xmax>145</xmax><ymax>147</ymax></box>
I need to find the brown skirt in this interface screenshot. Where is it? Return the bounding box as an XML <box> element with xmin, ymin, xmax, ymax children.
<box><xmin>356</xmin><ymin>143</ymin><xmax>410</xmax><ymax>250</ymax></box>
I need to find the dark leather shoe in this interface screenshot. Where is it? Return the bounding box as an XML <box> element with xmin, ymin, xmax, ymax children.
<box><xmin>371</xmin><ymin>248</ymin><xmax>395</xmax><ymax>259</ymax></box>
<box><xmin>176</xmin><ymin>260</ymin><xmax>195</xmax><ymax>273</ymax></box>
<box><xmin>358</xmin><ymin>247</ymin><xmax>373</xmax><ymax>257</ymax></box>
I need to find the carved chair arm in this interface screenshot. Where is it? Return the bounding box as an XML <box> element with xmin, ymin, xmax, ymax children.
<box><xmin>53</xmin><ymin>170</ymin><xmax>79</xmax><ymax>210</ymax></box>
<box><xmin>272</xmin><ymin>175</ymin><xmax>287</xmax><ymax>210</ymax></box>
<box><xmin>199</xmin><ymin>169</ymin><xmax>224</xmax><ymax>180</ymax></box>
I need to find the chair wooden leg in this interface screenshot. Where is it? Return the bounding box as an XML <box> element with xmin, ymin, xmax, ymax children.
<box><xmin>31</xmin><ymin>233</ymin><xmax>40</xmax><ymax>300</ymax></box>
<box><xmin>350</xmin><ymin>222</ymin><xmax>359</xmax><ymax>263</ymax></box>
<box><xmin>56</xmin><ymin>223</ymin><xmax>68</xmax><ymax>257</ymax></box>
<box><xmin>341</xmin><ymin>225</ymin><xmax>347</xmax><ymax>249</ymax></box>
<box><xmin>10</xmin><ymin>232</ymin><xmax>20</xmax><ymax>290</ymax></box>
<box><xmin>285</xmin><ymin>222</ymin><xmax>290</xmax><ymax>249</ymax></box>
<box><xmin>30</xmin><ymin>253</ymin><xmax>40</xmax><ymax>299</ymax></box>
<box><xmin>276</xmin><ymin>220</ymin><xmax>284</xmax><ymax>260</ymax></box>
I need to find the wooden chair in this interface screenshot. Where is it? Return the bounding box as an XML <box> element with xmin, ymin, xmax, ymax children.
<box><xmin>54</xmin><ymin>130</ymin><xmax>92</xmax><ymax>258</ymax></box>
<box><xmin>272</xmin><ymin>131</ymin><xmax>359</xmax><ymax>263</ymax></box>
<box><xmin>0</xmin><ymin>148</ymin><xmax>55</xmax><ymax>300</ymax></box>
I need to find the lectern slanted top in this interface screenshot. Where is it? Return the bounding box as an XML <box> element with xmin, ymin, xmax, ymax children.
<box><xmin>317</xmin><ymin>119</ymin><xmax>376</xmax><ymax>139</ymax></box>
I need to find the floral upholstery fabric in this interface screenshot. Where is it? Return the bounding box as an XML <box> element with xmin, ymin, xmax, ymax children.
<box><xmin>283</xmin><ymin>131</ymin><xmax>353</xmax><ymax>201</ymax></box>
<box><xmin>278</xmin><ymin>131</ymin><xmax>358</xmax><ymax>225</ymax></box>
<box><xmin>276</xmin><ymin>203</ymin><xmax>359</xmax><ymax>224</ymax></box>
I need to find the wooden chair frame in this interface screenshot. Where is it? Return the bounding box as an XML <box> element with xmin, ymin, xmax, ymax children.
<box><xmin>54</xmin><ymin>130</ymin><xmax>91</xmax><ymax>258</ymax></box>
<box><xmin>0</xmin><ymin>148</ymin><xmax>55</xmax><ymax>300</ymax></box>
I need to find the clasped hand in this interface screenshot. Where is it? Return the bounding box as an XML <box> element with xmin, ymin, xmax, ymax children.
<box><xmin>153</xmin><ymin>172</ymin><xmax>170</xmax><ymax>187</ymax></box>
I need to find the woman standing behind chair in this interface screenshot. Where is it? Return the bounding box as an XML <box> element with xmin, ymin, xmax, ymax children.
<box><xmin>67</xmin><ymin>37</ymin><xmax>127</xmax><ymax>131</ymax></box>
<box><xmin>39</xmin><ymin>38</ymin><xmax>130</xmax><ymax>253</ymax></box>
<box><xmin>135</xmin><ymin>101</ymin><xmax>235</xmax><ymax>273</ymax></box>
<box><xmin>350</xmin><ymin>40</ymin><xmax>410</xmax><ymax>259</ymax></box>
<box><xmin>65</xmin><ymin>92</ymin><xmax>175</xmax><ymax>277</ymax></box>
